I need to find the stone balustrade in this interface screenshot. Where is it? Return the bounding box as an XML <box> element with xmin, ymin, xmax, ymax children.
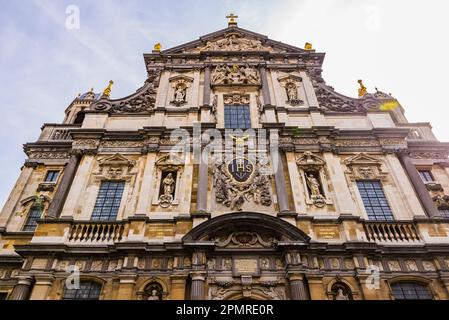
<box><xmin>68</xmin><ymin>222</ymin><xmax>125</xmax><ymax>244</ymax></box>
<box><xmin>38</xmin><ymin>124</ymin><xmax>81</xmax><ymax>142</ymax></box>
<box><xmin>363</xmin><ymin>221</ymin><xmax>421</xmax><ymax>243</ymax></box>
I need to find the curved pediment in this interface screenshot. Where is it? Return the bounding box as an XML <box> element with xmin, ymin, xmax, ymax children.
<box><xmin>183</xmin><ymin>212</ymin><xmax>310</xmax><ymax>246</ymax></box>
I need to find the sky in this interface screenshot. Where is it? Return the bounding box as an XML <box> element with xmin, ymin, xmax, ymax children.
<box><xmin>1</xmin><ymin>0</ymin><xmax>449</xmax><ymax>208</ymax></box>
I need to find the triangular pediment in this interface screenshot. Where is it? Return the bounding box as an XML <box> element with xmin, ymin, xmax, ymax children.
<box><xmin>344</xmin><ymin>153</ymin><xmax>381</xmax><ymax>166</ymax></box>
<box><xmin>98</xmin><ymin>153</ymin><xmax>136</xmax><ymax>167</ymax></box>
<box><xmin>162</xmin><ymin>27</ymin><xmax>309</xmax><ymax>54</ymax></box>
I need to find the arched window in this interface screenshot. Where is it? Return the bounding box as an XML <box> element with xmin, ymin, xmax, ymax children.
<box><xmin>391</xmin><ymin>282</ymin><xmax>433</xmax><ymax>300</ymax></box>
<box><xmin>63</xmin><ymin>281</ymin><xmax>102</xmax><ymax>300</ymax></box>
<box><xmin>331</xmin><ymin>282</ymin><xmax>353</xmax><ymax>300</ymax></box>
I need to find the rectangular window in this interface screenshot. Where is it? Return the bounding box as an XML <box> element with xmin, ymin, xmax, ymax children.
<box><xmin>357</xmin><ymin>181</ymin><xmax>394</xmax><ymax>221</ymax></box>
<box><xmin>418</xmin><ymin>170</ymin><xmax>434</xmax><ymax>183</ymax></box>
<box><xmin>440</xmin><ymin>209</ymin><xmax>449</xmax><ymax>218</ymax></box>
<box><xmin>23</xmin><ymin>207</ymin><xmax>43</xmax><ymax>232</ymax></box>
<box><xmin>91</xmin><ymin>181</ymin><xmax>125</xmax><ymax>221</ymax></box>
<box><xmin>44</xmin><ymin>171</ymin><xmax>60</xmax><ymax>183</ymax></box>
<box><xmin>224</xmin><ymin>105</ymin><xmax>251</xmax><ymax>129</ymax></box>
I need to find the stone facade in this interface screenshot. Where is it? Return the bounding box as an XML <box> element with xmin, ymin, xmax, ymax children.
<box><xmin>1</xmin><ymin>21</ymin><xmax>449</xmax><ymax>301</ymax></box>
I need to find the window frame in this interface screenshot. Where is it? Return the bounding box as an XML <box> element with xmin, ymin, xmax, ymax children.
<box><xmin>91</xmin><ymin>181</ymin><xmax>126</xmax><ymax>221</ymax></box>
<box><xmin>62</xmin><ymin>281</ymin><xmax>102</xmax><ymax>300</ymax></box>
<box><xmin>390</xmin><ymin>281</ymin><xmax>433</xmax><ymax>300</ymax></box>
<box><xmin>418</xmin><ymin>170</ymin><xmax>434</xmax><ymax>183</ymax></box>
<box><xmin>44</xmin><ymin>170</ymin><xmax>60</xmax><ymax>183</ymax></box>
<box><xmin>356</xmin><ymin>180</ymin><xmax>394</xmax><ymax>221</ymax></box>
<box><xmin>224</xmin><ymin>104</ymin><xmax>251</xmax><ymax>129</ymax></box>
<box><xmin>22</xmin><ymin>206</ymin><xmax>44</xmax><ymax>232</ymax></box>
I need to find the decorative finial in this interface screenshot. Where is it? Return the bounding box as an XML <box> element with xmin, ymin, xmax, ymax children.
<box><xmin>304</xmin><ymin>42</ymin><xmax>313</xmax><ymax>50</ymax></box>
<box><xmin>89</xmin><ymin>87</ymin><xmax>94</xmax><ymax>93</ymax></box>
<box><xmin>102</xmin><ymin>80</ymin><xmax>114</xmax><ymax>99</ymax></box>
<box><xmin>153</xmin><ymin>43</ymin><xmax>162</xmax><ymax>52</ymax></box>
<box><xmin>226</xmin><ymin>13</ymin><xmax>238</xmax><ymax>27</ymax></box>
<box><xmin>358</xmin><ymin>79</ymin><xmax>367</xmax><ymax>98</ymax></box>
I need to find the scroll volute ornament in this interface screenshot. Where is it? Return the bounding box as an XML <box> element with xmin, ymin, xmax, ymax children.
<box><xmin>344</xmin><ymin>153</ymin><xmax>387</xmax><ymax>182</ymax></box>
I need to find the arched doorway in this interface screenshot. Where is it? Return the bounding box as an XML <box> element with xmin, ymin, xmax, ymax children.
<box><xmin>183</xmin><ymin>212</ymin><xmax>311</xmax><ymax>301</ymax></box>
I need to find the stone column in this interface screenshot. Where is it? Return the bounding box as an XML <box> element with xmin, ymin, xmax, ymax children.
<box><xmin>288</xmin><ymin>274</ymin><xmax>308</xmax><ymax>300</ymax></box>
<box><xmin>272</xmin><ymin>151</ymin><xmax>290</xmax><ymax>213</ymax></box>
<box><xmin>46</xmin><ymin>152</ymin><xmax>82</xmax><ymax>219</ymax></box>
<box><xmin>30</xmin><ymin>276</ymin><xmax>54</xmax><ymax>300</ymax></box>
<box><xmin>190</xmin><ymin>273</ymin><xmax>206</xmax><ymax>300</ymax></box>
<box><xmin>398</xmin><ymin>152</ymin><xmax>441</xmax><ymax>218</ymax></box>
<box><xmin>203</xmin><ymin>66</ymin><xmax>212</xmax><ymax>106</ymax></box>
<box><xmin>10</xmin><ymin>277</ymin><xmax>33</xmax><ymax>300</ymax></box>
<box><xmin>259</xmin><ymin>66</ymin><xmax>272</xmax><ymax>106</ymax></box>
<box><xmin>196</xmin><ymin>151</ymin><xmax>209</xmax><ymax>213</ymax></box>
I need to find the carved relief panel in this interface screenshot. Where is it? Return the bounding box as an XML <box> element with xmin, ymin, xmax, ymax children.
<box><xmin>212</xmin><ymin>155</ymin><xmax>273</xmax><ymax>212</ymax></box>
<box><xmin>211</xmin><ymin>64</ymin><xmax>260</xmax><ymax>86</ymax></box>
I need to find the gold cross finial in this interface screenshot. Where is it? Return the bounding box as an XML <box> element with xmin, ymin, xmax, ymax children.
<box><xmin>226</xmin><ymin>13</ymin><xmax>238</xmax><ymax>27</ymax></box>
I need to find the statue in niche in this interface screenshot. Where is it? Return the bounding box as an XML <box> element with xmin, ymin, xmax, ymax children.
<box><xmin>174</xmin><ymin>86</ymin><xmax>186</xmax><ymax>102</ymax></box>
<box><xmin>306</xmin><ymin>173</ymin><xmax>322</xmax><ymax>197</ymax></box>
<box><xmin>285</xmin><ymin>81</ymin><xmax>303</xmax><ymax>106</ymax></box>
<box><xmin>286</xmin><ymin>83</ymin><xmax>298</xmax><ymax>101</ymax></box>
<box><xmin>171</xmin><ymin>83</ymin><xmax>187</xmax><ymax>106</ymax></box>
<box><xmin>159</xmin><ymin>172</ymin><xmax>176</xmax><ymax>208</ymax></box>
<box><xmin>148</xmin><ymin>289</ymin><xmax>160</xmax><ymax>300</ymax></box>
<box><xmin>335</xmin><ymin>288</ymin><xmax>349</xmax><ymax>300</ymax></box>
<box><xmin>162</xmin><ymin>173</ymin><xmax>175</xmax><ymax>197</ymax></box>
<box><xmin>306</xmin><ymin>172</ymin><xmax>326</xmax><ymax>207</ymax></box>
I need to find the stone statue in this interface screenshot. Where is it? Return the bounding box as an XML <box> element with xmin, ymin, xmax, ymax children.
<box><xmin>162</xmin><ymin>173</ymin><xmax>175</xmax><ymax>197</ymax></box>
<box><xmin>228</xmin><ymin>185</ymin><xmax>252</xmax><ymax>211</ymax></box>
<box><xmin>159</xmin><ymin>173</ymin><xmax>176</xmax><ymax>208</ymax></box>
<box><xmin>241</xmin><ymin>64</ymin><xmax>260</xmax><ymax>84</ymax></box>
<box><xmin>148</xmin><ymin>289</ymin><xmax>160</xmax><ymax>300</ymax></box>
<box><xmin>286</xmin><ymin>83</ymin><xmax>298</xmax><ymax>101</ymax></box>
<box><xmin>306</xmin><ymin>173</ymin><xmax>322</xmax><ymax>197</ymax></box>
<box><xmin>174</xmin><ymin>85</ymin><xmax>186</xmax><ymax>103</ymax></box>
<box><xmin>335</xmin><ymin>288</ymin><xmax>349</xmax><ymax>300</ymax></box>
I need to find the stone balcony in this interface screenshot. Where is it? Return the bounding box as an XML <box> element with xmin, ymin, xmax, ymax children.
<box><xmin>363</xmin><ymin>221</ymin><xmax>421</xmax><ymax>243</ymax></box>
<box><xmin>38</xmin><ymin>124</ymin><xmax>82</xmax><ymax>142</ymax></box>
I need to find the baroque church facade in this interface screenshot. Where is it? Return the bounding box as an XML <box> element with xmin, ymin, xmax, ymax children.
<box><xmin>1</xmin><ymin>18</ymin><xmax>449</xmax><ymax>300</ymax></box>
